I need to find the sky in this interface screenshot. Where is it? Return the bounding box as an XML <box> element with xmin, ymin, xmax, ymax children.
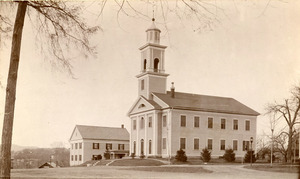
<box><xmin>0</xmin><ymin>0</ymin><xmax>300</xmax><ymax>148</ymax></box>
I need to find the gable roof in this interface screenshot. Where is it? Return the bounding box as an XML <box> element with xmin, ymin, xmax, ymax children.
<box><xmin>127</xmin><ymin>96</ymin><xmax>162</xmax><ymax>116</ymax></box>
<box><xmin>152</xmin><ymin>91</ymin><xmax>260</xmax><ymax>116</ymax></box>
<box><xmin>74</xmin><ymin>125</ymin><xmax>129</xmax><ymax>141</ymax></box>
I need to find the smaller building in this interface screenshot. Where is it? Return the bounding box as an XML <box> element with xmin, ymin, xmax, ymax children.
<box><xmin>39</xmin><ymin>162</ymin><xmax>59</xmax><ymax>169</ymax></box>
<box><xmin>69</xmin><ymin>125</ymin><xmax>129</xmax><ymax>166</ymax></box>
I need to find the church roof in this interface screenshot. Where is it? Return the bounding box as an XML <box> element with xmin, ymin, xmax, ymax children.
<box><xmin>152</xmin><ymin>91</ymin><xmax>260</xmax><ymax>116</ymax></box>
<box><xmin>75</xmin><ymin>125</ymin><xmax>129</xmax><ymax>141</ymax></box>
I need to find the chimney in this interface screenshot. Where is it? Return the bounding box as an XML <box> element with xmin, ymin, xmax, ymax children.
<box><xmin>171</xmin><ymin>82</ymin><xmax>175</xmax><ymax>98</ymax></box>
<box><xmin>121</xmin><ymin>124</ymin><xmax>124</xmax><ymax>128</ymax></box>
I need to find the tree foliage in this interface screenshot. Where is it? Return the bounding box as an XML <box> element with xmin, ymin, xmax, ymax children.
<box><xmin>244</xmin><ymin>150</ymin><xmax>256</xmax><ymax>163</ymax></box>
<box><xmin>175</xmin><ymin>149</ymin><xmax>187</xmax><ymax>162</ymax></box>
<box><xmin>200</xmin><ymin>148</ymin><xmax>211</xmax><ymax>162</ymax></box>
<box><xmin>223</xmin><ymin>148</ymin><xmax>235</xmax><ymax>162</ymax></box>
<box><xmin>12</xmin><ymin>147</ymin><xmax>70</xmax><ymax>168</ymax></box>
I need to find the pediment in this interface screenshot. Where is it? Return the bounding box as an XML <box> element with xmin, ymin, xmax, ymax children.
<box><xmin>69</xmin><ymin>126</ymin><xmax>83</xmax><ymax>141</ymax></box>
<box><xmin>128</xmin><ymin>96</ymin><xmax>159</xmax><ymax>116</ymax></box>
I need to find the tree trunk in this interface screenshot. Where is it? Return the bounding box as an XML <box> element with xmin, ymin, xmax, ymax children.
<box><xmin>287</xmin><ymin>126</ymin><xmax>293</xmax><ymax>163</ymax></box>
<box><xmin>0</xmin><ymin>2</ymin><xmax>27</xmax><ymax>178</ymax></box>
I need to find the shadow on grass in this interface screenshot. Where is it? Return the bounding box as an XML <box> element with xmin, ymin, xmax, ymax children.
<box><xmin>109</xmin><ymin>159</ymin><xmax>164</xmax><ymax>166</ymax></box>
<box><xmin>244</xmin><ymin>164</ymin><xmax>299</xmax><ymax>173</ymax></box>
<box><xmin>120</xmin><ymin>166</ymin><xmax>212</xmax><ymax>173</ymax></box>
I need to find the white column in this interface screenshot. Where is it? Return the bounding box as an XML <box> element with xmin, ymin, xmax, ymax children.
<box><xmin>153</xmin><ymin>111</ymin><xmax>157</xmax><ymax>156</ymax></box>
<box><xmin>137</xmin><ymin>116</ymin><xmax>140</xmax><ymax>156</ymax></box>
<box><xmin>145</xmin><ymin>114</ymin><xmax>148</xmax><ymax>156</ymax></box>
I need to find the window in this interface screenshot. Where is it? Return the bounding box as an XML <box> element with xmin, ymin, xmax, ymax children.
<box><xmin>220</xmin><ymin>140</ymin><xmax>225</xmax><ymax>150</ymax></box>
<box><xmin>233</xmin><ymin>120</ymin><xmax>238</xmax><ymax>130</ymax></box>
<box><xmin>163</xmin><ymin>115</ymin><xmax>167</xmax><ymax>127</ymax></box>
<box><xmin>79</xmin><ymin>155</ymin><xmax>82</xmax><ymax>161</ymax></box>
<box><xmin>141</xmin><ymin>79</ymin><xmax>144</xmax><ymax>90</ymax></box>
<box><xmin>75</xmin><ymin>155</ymin><xmax>77</xmax><ymax>161</ymax></box>
<box><xmin>180</xmin><ymin>138</ymin><xmax>186</xmax><ymax>150</ymax></box>
<box><xmin>71</xmin><ymin>144</ymin><xmax>73</xmax><ymax>149</ymax></box>
<box><xmin>106</xmin><ymin>143</ymin><xmax>112</xmax><ymax>150</ymax></box>
<box><xmin>79</xmin><ymin>143</ymin><xmax>82</xmax><ymax>149</ymax></box>
<box><xmin>243</xmin><ymin>141</ymin><xmax>250</xmax><ymax>151</ymax></box>
<box><xmin>93</xmin><ymin>143</ymin><xmax>99</xmax><ymax>149</ymax></box>
<box><xmin>194</xmin><ymin>138</ymin><xmax>199</xmax><ymax>150</ymax></box>
<box><xmin>149</xmin><ymin>140</ymin><xmax>152</xmax><ymax>154</ymax></box>
<box><xmin>138</xmin><ymin>104</ymin><xmax>145</xmax><ymax>108</ymax></box>
<box><xmin>118</xmin><ymin>144</ymin><xmax>124</xmax><ymax>150</ymax></box>
<box><xmin>75</xmin><ymin>143</ymin><xmax>78</xmax><ymax>149</ymax></box>
<box><xmin>208</xmin><ymin>139</ymin><xmax>213</xmax><ymax>150</ymax></box>
<box><xmin>148</xmin><ymin>117</ymin><xmax>152</xmax><ymax>128</ymax></box>
<box><xmin>71</xmin><ymin>155</ymin><xmax>73</xmax><ymax>161</ymax></box>
<box><xmin>194</xmin><ymin>116</ymin><xmax>200</xmax><ymax>128</ymax></box>
<box><xmin>233</xmin><ymin>140</ymin><xmax>238</xmax><ymax>151</ymax></box>
<box><xmin>133</xmin><ymin>141</ymin><xmax>136</xmax><ymax>154</ymax></box>
<box><xmin>162</xmin><ymin>138</ymin><xmax>166</xmax><ymax>149</ymax></box>
<box><xmin>143</xmin><ymin>59</ymin><xmax>147</xmax><ymax>71</ymax></box>
<box><xmin>208</xmin><ymin>117</ymin><xmax>213</xmax><ymax>128</ymax></box>
<box><xmin>154</xmin><ymin>58</ymin><xmax>159</xmax><ymax>72</ymax></box>
<box><xmin>181</xmin><ymin>115</ymin><xmax>186</xmax><ymax>127</ymax></box>
<box><xmin>221</xmin><ymin>118</ymin><xmax>226</xmax><ymax>129</ymax></box>
<box><xmin>133</xmin><ymin>120</ymin><xmax>136</xmax><ymax>130</ymax></box>
<box><xmin>141</xmin><ymin>139</ymin><xmax>144</xmax><ymax>155</ymax></box>
<box><xmin>245</xmin><ymin>120</ymin><xmax>250</xmax><ymax>131</ymax></box>
<box><xmin>140</xmin><ymin>117</ymin><xmax>145</xmax><ymax>129</ymax></box>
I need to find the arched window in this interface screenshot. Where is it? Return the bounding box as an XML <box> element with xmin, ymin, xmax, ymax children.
<box><xmin>133</xmin><ymin>141</ymin><xmax>136</xmax><ymax>154</ymax></box>
<box><xmin>143</xmin><ymin>59</ymin><xmax>147</xmax><ymax>71</ymax></box>
<box><xmin>154</xmin><ymin>58</ymin><xmax>159</xmax><ymax>72</ymax></box>
<box><xmin>138</xmin><ymin>104</ymin><xmax>145</xmax><ymax>108</ymax></box>
<box><xmin>140</xmin><ymin>117</ymin><xmax>144</xmax><ymax>129</ymax></box>
<box><xmin>141</xmin><ymin>139</ymin><xmax>144</xmax><ymax>155</ymax></box>
<box><xmin>149</xmin><ymin>140</ymin><xmax>152</xmax><ymax>154</ymax></box>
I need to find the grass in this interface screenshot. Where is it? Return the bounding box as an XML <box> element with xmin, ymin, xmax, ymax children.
<box><xmin>120</xmin><ymin>166</ymin><xmax>212</xmax><ymax>173</ymax></box>
<box><xmin>109</xmin><ymin>159</ymin><xmax>165</xmax><ymax>166</ymax></box>
<box><xmin>244</xmin><ymin>164</ymin><xmax>299</xmax><ymax>173</ymax></box>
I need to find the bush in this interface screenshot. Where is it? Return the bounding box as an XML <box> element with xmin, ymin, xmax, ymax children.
<box><xmin>104</xmin><ymin>150</ymin><xmax>110</xmax><ymax>160</ymax></box>
<box><xmin>175</xmin><ymin>149</ymin><xmax>187</xmax><ymax>162</ymax></box>
<box><xmin>130</xmin><ymin>153</ymin><xmax>135</xmax><ymax>159</ymax></box>
<box><xmin>223</xmin><ymin>148</ymin><xmax>235</xmax><ymax>162</ymax></box>
<box><xmin>140</xmin><ymin>152</ymin><xmax>145</xmax><ymax>159</ymax></box>
<box><xmin>200</xmin><ymin>148</ymin><xmax>211</xmax><ymax>162</ymax></box>
<box><xmin>244</xmin><ymin>150</ymin><xmax>256</xmax><ymax>163</ymax></box>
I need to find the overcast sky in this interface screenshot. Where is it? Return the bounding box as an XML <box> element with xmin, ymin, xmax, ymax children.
<box><xmin>0</xmin><ymin>0</ymin><xmax>299</xmax><ymax>148</ymax></box>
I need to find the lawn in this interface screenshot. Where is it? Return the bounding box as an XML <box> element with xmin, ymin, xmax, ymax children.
<box><xmin>120</xmin><ymin>166</ymin><xmax>212</xmax><ymax>173</ymax></box>
<box><xmin>109</xmin><ymin>159</ymin><xmax>164</xmax><ymax>166</ymax></box>
<box><xmin>244</xmin><ymin>164</ymin><xmax>299</xmax><ymax>173</ymax></box>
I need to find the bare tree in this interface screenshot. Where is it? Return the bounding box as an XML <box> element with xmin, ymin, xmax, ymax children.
<box><xmin>266</xmin><ymin>85</ymin><xmax>300</xmax><ymax>163</ymax></box>
<box><xmin>0</xmin><ymin>1</ymin><xmax>98</xmax><ymax>178</ymax></box>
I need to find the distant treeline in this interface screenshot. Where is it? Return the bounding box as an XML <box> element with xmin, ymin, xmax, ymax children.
<box><xmin>12</xmin><ymin>148</ymin><xmax>70</xmax><ymax>169</ymax></box>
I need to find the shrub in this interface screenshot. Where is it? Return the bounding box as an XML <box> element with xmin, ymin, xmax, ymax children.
<box><xmin>140</xmin><ymin>152</ymin><xmax>145</xmax><ymax>159</ymax></box>
<box><xmin>244</xmin><ymin>150</ymin><xmax>256</xmax><ymax>163</ymax></box>
<box><xmin>175</xmin><ymin>149</ymin><xmax>187</xmax><ymax>162</ymax></box>
<box><xmin>97</xmin><ymin>154</ymin><xmax>102</xmax><ymax>160</ymax></box>
<box><xmin>200</xmin><ymin>148</ymin><xmax>211</xmax><ymax>162</ymax></box>
<box><xmin>223</xmin><ymin>148</ymin><xmax>235</xmax><ymax>162</ymax></box>
<box><xmin>130</xmin><ymin>153</ymin><xmax>135</xmax><ymax>159</ymax></box>
<box><xmin>104</xmin><ymin>150</ymin><xmax>110</xmax><ymax>160</ymax></box>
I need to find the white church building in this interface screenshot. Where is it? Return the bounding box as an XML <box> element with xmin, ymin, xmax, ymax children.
<box><xmin>128</xmin><ymin>19</ymin><xmax>259</xmax><ymax>159</ymax></box>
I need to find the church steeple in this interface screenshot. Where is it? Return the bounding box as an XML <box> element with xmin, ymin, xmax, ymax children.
<box><xmin>136</xmin><ymin>19</ymin><xmax>169</xmax><ymax>99</ymax></box>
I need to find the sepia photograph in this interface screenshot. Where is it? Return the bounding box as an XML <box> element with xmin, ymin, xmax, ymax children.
<box><xmin>0</xmin><ymin>0</ymin><xmax>299</xmax><ymax>178</ymax></box>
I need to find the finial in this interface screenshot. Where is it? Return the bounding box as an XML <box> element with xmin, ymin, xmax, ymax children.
<box><xmin>152</xmin><ymin>9</ymin><xmax>155</xmax><ymax>21</ymax></box>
